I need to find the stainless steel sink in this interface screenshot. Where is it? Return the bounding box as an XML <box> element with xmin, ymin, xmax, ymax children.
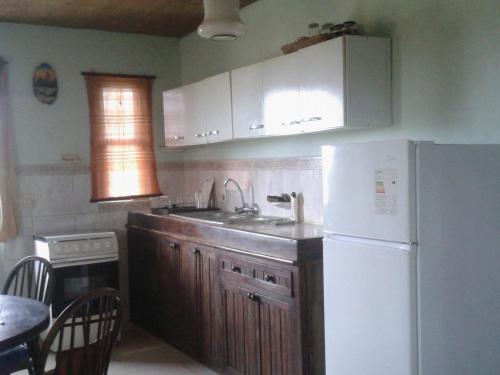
<box><xmin>170</xmin><ymin>211</ymin><xmax>295</xmax><ymax>226</ymax></box>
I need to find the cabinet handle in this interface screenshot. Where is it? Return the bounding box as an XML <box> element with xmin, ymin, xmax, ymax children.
<box><xmin>192</xmin><ymin>248</ymin><xmax>200</xmax><ymax>255</ymax></box>
<box><xmin>167</xmin><ymin>136</ymin><xmax>185</xmax><ymax>140</ymax></box>
<box><xmin>264</xmin><ymin>274</ymin><xmax>276</xmax><ymax>284</ymax></box>
<box><xmin>231</xmin><ymin>265</ymin><xmax>241</xmax><ymax>274</ymax></box>
<box><xmin>208</xmin><ymin>129</ymin><xmax>220</xmax><ymax>135</ymax></box>
<box><xmin>169</xmin><ymin>242</ymin><xmax>179</xmax><ymax>250</ymax></box>
<box><xmin>281</xmin><ymin>120</ymin><xmax>301</xmax><ymax>126</ymax></box>
<box><xmin>249</xmin><ymin>124</ymin><xmax>264</xmax><ymax>130</ymax></box>
<box><xmin>301</xmin><ymin>116</ymin><xmax>322</xmax><ymax>123</ymax></box>
<box><xmin>247</xmin><ymin>292</ymin><xmax>260</xmax><ymax>302</ymax></box>
<box><xmin>194</xmin><ymin>133</ymin><xmax>204</xmax><ymax>138</ymax></box>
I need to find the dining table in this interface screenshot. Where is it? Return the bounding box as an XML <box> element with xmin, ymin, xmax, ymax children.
<box><xmin>0</xmin><ymin>295</ymin><xmax>50</xmax><ymax>352</ymax></box>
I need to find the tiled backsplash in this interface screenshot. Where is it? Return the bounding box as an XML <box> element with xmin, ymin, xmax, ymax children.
<box><xmin>180</xmin><ymin>157</ymin><xmax>323</xmax><ymax>224</ymax></box>
<box><xmin>2</xmin><ymin>156</ymin><xmax>323</xmax><ymax>282</ymax></box>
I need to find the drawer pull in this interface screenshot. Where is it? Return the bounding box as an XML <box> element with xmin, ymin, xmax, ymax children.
<box><xmin>264</xmin><ymin>274</ymin><xmax>276</xmax><ymax>284</ymax></box>
<box><xmin>247</xmin><ymin>293</ymin><xmax>260</xmax><ymax>302</ymax></box>
<box><xmin>169</xmin><ymin>242</ymin><xmax>179</xmax><ymax>250</ymax></box>
<box><xmin>301</xmin><ymin>116</ymin><xmax>322</xmax><ymax>123</ymax></box>
<box><xmin>231</xmin><ymin>265</ymin><xmax>241</xmax><ymax>274</ymax></box>
<box><xmin>192</xmin><ymin>248</ymin><xmax>200</xmax><ymax>255</ymax></box>
<box><xmin>249</xmin><ymin>124</ymin><xmax>264</xmax><ymax>130</ymax></box>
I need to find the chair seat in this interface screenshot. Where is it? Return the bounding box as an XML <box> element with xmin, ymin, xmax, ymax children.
<box><xmin>0</xmin><ymin>344</ymin><xmax>30</xmax><ymax>373</ymax></box>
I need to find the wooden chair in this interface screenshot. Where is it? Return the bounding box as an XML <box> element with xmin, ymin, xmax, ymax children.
<box><xmin>35</xmin><ymin>287</ymin><xmax>123</xmax><ymax>375</ymax></box>
<box><xmin>0</xmin><ymin>256</ymin><xmax>54</xmax><ymax>375</ymax></box>
<box><xmin>2</xmin><ymin>255</ymin><xmax>54</xmax><ymax>305</ymax></box>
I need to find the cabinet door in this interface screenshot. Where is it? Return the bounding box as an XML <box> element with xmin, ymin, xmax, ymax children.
<box><xmin>184</xmin><ymin>82</ymin><xmax>207</xmax><ymax>145</ymax></box>
<box><xmin>223</xmin><ymin>285</ymin><xmax>261</xmax><ymax>375</ymax></box>
<box><xmin>231</xmin><ymin>63</ymin><xmax>265</xmax><ymax>139</ymax></box>
<box><xmin>163</xmin><ymin>87</ymin><xmax>189</xmax><ymax>147</ymax></box>
<box><xmin>298</xmin><ymin>38</ymin><xmax>345</xmax><ymax>132</ymax></box>
<box><xmin>201</xmin><ymin>72</ymin><xmax>233</xmax><ymax>143</ymax></box>
<box><xmin>129</xmin><ymin>230</ymin><xmax>163</xmax><ymax>332</ymax></box>
<box><xmin>192</xmin><ymin>245</ymin><xmax>223</xmax><ymax>367</ymax></box>
<box><xmin>157</xmin><ymin>238</ymin><xmax>183</xmax><ymax>343</ymax></box>
<box><xmin>262</xmin><ymin>53</ymin><xmax>301</xmax><ymax>136</ymax></box>
<box><xmin>222</xmin><ymin>284</ymin><xmax>296</xmax><ymax>375</ymax></box>
<box><xmin>257</xmin><ymin>293</ymin><xmax>295</xmax><ymax>375</ymax></box>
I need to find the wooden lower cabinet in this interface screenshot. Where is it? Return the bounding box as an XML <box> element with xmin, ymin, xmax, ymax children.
<box><xmin>222</xmin><ymin>284</ymin><xmax>296</xmax><ymax>375</ymax></box>
<box><xmin>128</xmin><ymin>221</ymin><xmax>324</xmax><ymax>375</ymax></box>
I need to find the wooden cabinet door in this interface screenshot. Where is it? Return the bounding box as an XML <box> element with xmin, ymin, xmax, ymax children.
<box><xmin>223</xmin><ymin>284</ymin><xmax>261</xmax><ymax>375</ymax></box>
<box><xmin>231</xmin><ymin>63</ymin><xmax>265</xmax><ymax>139</ymax></box>
<box><xmin>257</xmin><ymin>293</ymin><xmax>295</xmax><ymax>375</ymax></box>
<box><xmin>157</xmin><ymin>238</ymin><xmax>183</xmax><ymax>343</ymax></box>
<box><xmin>194</xmin><ymin>245</ymin><xmax>223</xmax><ymax>368</ymax></box>
<box><xmin>128</xmin><ymin>229</ymin><xmax>162</xmax><ymax>331</ymax></box>
<box><xmin>222</xmin><ymin>284</ymin><xmax>296</xmax><ymax>375</ymax></box>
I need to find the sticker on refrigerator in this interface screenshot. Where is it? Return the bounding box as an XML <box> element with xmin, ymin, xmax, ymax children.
<box><xmin>375</xmin><ymin>169</ymin><xmax>398</xmax><ymax>215</ymax></box>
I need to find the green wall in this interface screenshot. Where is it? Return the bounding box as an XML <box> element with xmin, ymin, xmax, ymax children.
<box><xmin>0</xmin><ymin>23</ymin><xmax>182</xmax><ymax>165</ymax></box>
<box><xmin>175</xmin><ymin>0</ymin><xmax>500</xmax><ymax>160</ymax></box>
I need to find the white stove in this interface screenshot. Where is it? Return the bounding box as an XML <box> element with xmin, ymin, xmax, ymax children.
<box><xmin>35</xmin><ymin>231</ymin><xmax>118</xmax><ymax>267</ymax></box>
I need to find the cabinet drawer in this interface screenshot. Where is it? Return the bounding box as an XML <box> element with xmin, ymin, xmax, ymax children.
<box><xmin>220</xmin><ymin>257</ymin><xmax>294</xmax><ymax>298</ymax></box>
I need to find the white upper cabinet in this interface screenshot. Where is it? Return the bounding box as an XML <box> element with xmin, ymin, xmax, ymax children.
<box><xmin>298</xmin><ymin>37</ymin><xmax>345</xmax><ymax>132</ymax></box>
<box><xmin>201</xmin><ymin>72</ymin><xmax>233</xmax><ymax>143</ymax></box>
<box><xmin>163</xmin><ymin>87</ymin><xmax>189</xmax><ymax>147</ymax></box>
<box><xmin>164</xmin><ymin>35</ymin><xmax>391</xmax><ymax>146</ymax></box>
<box><xmin>261</xmin><ymin>52</ymin><xmax>301</xmax><ymax>135</ymax></box>
<box><xmin>231</xmin><ymin>63</ymin><xmax>265</xmax><ymax>138</ymax></box>
<box><xmin>163</xmin><ymin>72</ymin><xmax>232</xmax><ymax>147</ymax></box>
<box><xmin>260</xmin><ymin>35</ymin><xmax>391</xmax><ymax>136</ymax></box>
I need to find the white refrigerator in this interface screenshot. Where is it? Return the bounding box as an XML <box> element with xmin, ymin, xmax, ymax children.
<box><xmin>322</xmin><ymin>140</ymin><xmax>500</xmax><ymax>375</ymax></box>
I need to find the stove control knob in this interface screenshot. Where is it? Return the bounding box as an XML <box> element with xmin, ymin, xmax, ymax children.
<box><xmin>94</xmin><ymin>242</ymin><xmax>102</xmax><ymax>250</ymax></box>
<box><xmin>103</xmin><ymin>240</ymin><xmax>111</xmax><ymax>249</ymax></box>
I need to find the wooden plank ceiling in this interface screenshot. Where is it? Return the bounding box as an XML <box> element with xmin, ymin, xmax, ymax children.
<box><xmin>0</xmin><ymin>0</ymin><xmax>257</xmax><ymax>37</ymax></box>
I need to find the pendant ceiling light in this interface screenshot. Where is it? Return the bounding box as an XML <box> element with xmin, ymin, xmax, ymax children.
<box><xmin>197</xmin><ymin>0</ymin><xmax>247</xmax><ymax>41</ymax></box>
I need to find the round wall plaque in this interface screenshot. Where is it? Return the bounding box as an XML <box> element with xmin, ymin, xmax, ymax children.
<box><xmin>33</xmin><ymin>63</ymin><xmax>58</xmax><ymax>105</ymax></box>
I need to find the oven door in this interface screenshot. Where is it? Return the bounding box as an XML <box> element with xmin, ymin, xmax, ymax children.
<box><xmin>52</xmin><ymin>261</ymin><xmax>119</xmax><ymax>317</ymax></box>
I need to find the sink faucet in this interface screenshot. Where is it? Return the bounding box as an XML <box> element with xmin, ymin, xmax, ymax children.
<box><xmin>223</xmin><ymin>178</ymin><xmax>259</xmax><ymax>215</ymax></box>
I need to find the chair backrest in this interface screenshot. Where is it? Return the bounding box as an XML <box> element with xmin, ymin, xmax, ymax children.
<box><xmin>36</xmin><ymin>288</ymin><xmax>123</xmax><ymax>375</ymax></box>
<box><xmin>2</xmin><ymin>255</ymin><xmax>54</xmax><ymax>305</ymax></box>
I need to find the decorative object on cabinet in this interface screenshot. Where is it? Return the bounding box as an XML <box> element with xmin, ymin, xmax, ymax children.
<box><xmin>198</xmin><ymin>0</ymin><xmax>246</xmax><ymax>41</ymax></box>
<box><xmin>33</xmin><ymin>63</ymin><xmax>57</xmax><ymax>104</ymax></box>
<box><xmin>281</xmin><ymin>21</ymin><xmax>358</xmax><ymax>54</ymax></box>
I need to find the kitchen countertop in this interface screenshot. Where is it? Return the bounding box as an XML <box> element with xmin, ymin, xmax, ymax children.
<box><xmin>128</xmin><ymin>211</ymin><xmax>324</xmax><ymax>263</ymax></box>
<box><xmin>170</xmin><ymin>213</ymin><xmax>324</xmax><ymax>241</ymax></box>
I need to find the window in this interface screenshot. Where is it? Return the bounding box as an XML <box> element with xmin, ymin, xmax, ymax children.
<box><xmin>83</xmin><ymin>73</ymin><xmax>161</xmax><ymax>202</ymax></box>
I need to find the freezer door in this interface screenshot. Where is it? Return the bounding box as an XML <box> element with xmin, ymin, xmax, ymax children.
<box><xmin>323</xmin><ymin>235</ymin><xmax>417</xmax><ymax>375</ymax></box>
<box><xmin>322</xmin><ymin>140</ymin><xmax>416</xmax><ymax>243</ymax></box>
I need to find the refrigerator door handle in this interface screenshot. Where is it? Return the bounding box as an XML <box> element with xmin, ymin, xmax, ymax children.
<box><xmin>324</xmin><ymin>233</ymin><xmax>417</xmax><ymax>251</ymax></box>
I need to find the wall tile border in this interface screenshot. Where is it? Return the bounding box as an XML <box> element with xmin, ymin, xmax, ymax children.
<box><xmin>183</xmin><ymin>156</ymin><xmax>322</xmax><ymax>171</ymax></box>
<box><xmin>17</xmin><ymin>156</ymin><xmax>323</xmax><ymax>176</ymax></box>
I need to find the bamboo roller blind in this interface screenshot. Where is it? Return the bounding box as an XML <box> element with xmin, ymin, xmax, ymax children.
<box><xmin>83</xmin><ymin>73</ymin><xmax>161</xmax><ymax>202</ymax></box>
